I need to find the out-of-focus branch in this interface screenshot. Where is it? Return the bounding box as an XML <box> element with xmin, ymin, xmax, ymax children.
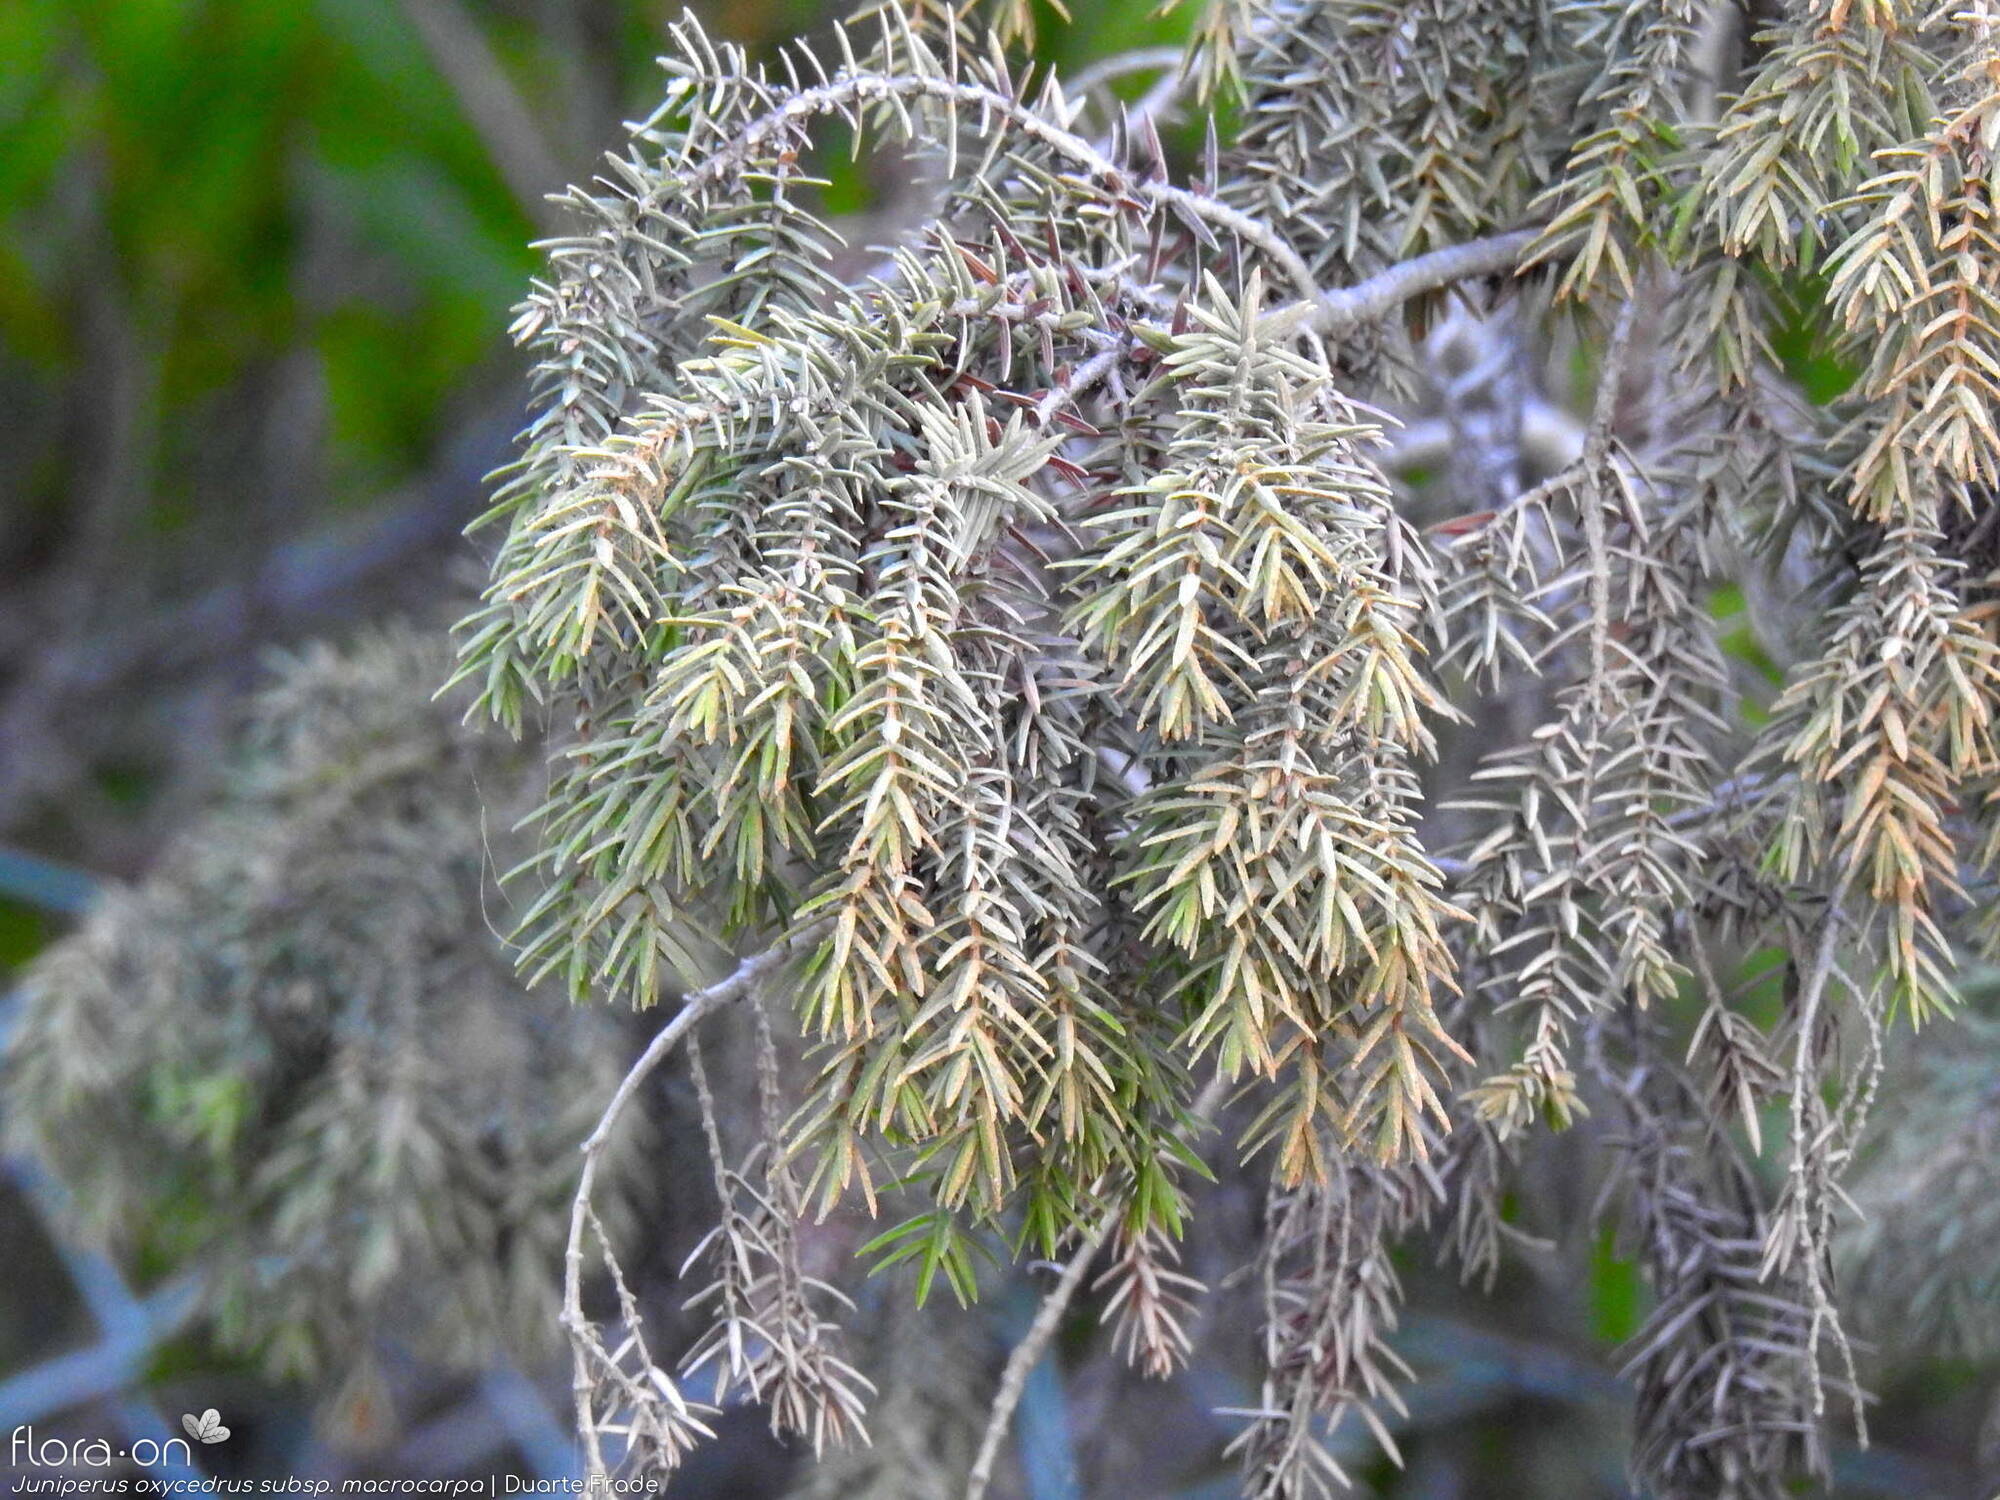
<box><xmin>1066</xmin><ymin>47</ymin><xmax>1188</xmax><ymax>99</ymax></box>
<box><xmin>0</xmin><ymin>410</ymin><xmax>511</xmax><ymax>838</ymax></box>
<box><xmin>399</xmin><ymin>0</ymin><xmax>567</xmax><ymax>227</ymax></box>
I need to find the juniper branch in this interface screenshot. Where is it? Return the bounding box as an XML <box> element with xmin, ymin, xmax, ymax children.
<box><xmin>961</xmin><ymin>1211</ymin><xmax>1116</xmax><ymax>1500</ymax></box>
<box><xmin>1311</xmin><ymin>229</ymin><xmax>1542</xmax><ymax>336</ymax></box>
<box><xmin>682</xmin><ymin>69</ymin><xmax>1324</xmax><ymax>300</ymax></box>
<box><xmin>561</xmin><ymin>923</ymin><xmax>827</xmax><ymax>1480</ymax></box>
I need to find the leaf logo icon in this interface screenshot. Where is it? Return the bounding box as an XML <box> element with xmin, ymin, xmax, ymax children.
<box><xmin>181</xmin><ymin>1410</ymin><xmax>230</xmax><ymax>1444</ymax></box>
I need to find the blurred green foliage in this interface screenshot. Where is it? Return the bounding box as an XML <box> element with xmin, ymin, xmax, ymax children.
<box><xmin>1765</xmin><ymin>269</ymin><xmax>1858</xmax><ymax>408</ymax></box>
<box><xmin>0</xmin><ymin>0</ymin><xmax>1201</xmax><ymax>527</ymax></box>
<box><xmin>0</xmin><ymin>0</ymin><xmax>895</xmax><ymax>859</ymax></box>
<box><xmin>3</xmin><ymin>0</ymin><xmax>526</xmax><ymax>500</ymax></box>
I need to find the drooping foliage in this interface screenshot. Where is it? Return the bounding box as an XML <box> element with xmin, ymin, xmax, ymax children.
<box><xmin>3</xmin><ymin>632</ymin><xmax>641</xmax><ymax>1394</ymax></box>
<box><xmin>439</xmin><ymin>0</ymin><xmax>2000</xmax><ymax>1489</ymax></box>
<box><xmin>16</xmin><ymin>0</ymin><xmax>2000</xmax><ymax>1493</ymax></box>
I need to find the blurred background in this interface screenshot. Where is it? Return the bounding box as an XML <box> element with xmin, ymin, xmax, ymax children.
<box><xmin>0</xmin><ymin>2</ymin><xmax>1995</xmax><ymax>1496</ymax></box>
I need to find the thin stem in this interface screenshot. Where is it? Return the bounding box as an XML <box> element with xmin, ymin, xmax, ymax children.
<box><xmin>1312</xmin><ymin>230</ymin><xmax>1540</xmax><ymax>335</ymax></box>
<box><xmin>561</xmin><ymin>922</ymin><xmax>826</xmax><ymax>1479</ymax></box>
<box><xmin>1580</xmin><ymin>299</ymin><xmax>1640</xmax><ymax>712</ymax></box>
<box><xmin>1027</xmin><ymin>232</ymin><xmax>1540</xmax><ymax>433</ymax></box>
<box><xmin>963</xmin><ymin>1211</ymin><xmax>1116</xmax><ymax>1500</ymax></box>
<box><xmin>1032</xmin><ymin>344</ymin><xmax>1122</xmax><ymax>426</ymax></box>
<box><xmin>1777</xmin><ymin>904</ymin><xmax>1868</xmax><ymax>1441</ymax></box>
<box><xmin>964</xmin><ymin>1076</ymin><xmax>1229</xmax><ymax>1499</ymax></box>
<box><xmin>685</xmin><ymin>70</ymin><xmax>1324</xmax><ymax>302</ymax></box>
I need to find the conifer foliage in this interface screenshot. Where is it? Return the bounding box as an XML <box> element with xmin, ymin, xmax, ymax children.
<box><xmin>20</xmin><ymin>0</ymin><xmax>2000</xmax><ymax>1493</ymax></box>
<box><xmin>6</xmin><ymin>634</ymin><xmax>642</xmax><ymax>1392</ymax></box>
<box><xmin>442</xmin><ymin>0</ymin><xmax>2000</xmax><ymax>1487</ymax></box>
